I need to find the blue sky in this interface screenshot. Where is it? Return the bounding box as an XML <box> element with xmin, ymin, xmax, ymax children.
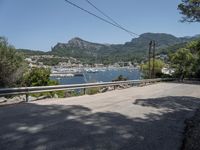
<box><xmin>0</xmin><ymin>0</ymin><xmax>199</xmax><ymax>51</ymax></box>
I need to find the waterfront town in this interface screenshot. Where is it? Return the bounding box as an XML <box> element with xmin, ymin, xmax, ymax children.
<box><xmin>24</xmin><ymin>54</ymin><xmax>173</xmax><ymax>77</ymax></box>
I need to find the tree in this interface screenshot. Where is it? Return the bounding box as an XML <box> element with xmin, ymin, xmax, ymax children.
<box><xmin>170</xmin><ymin>48</ymin><xmax>194</xmax><ymax>79</ymax></box>
<box><xmin>0</xmin><ymin>37</ymin><xmax>26</xmax><ymax>87</ymax></box>
<box><xmin>178</xmin><ymin>0</ymin><xmax>200</xmax><ymax>22</ymax></box>
<box><xmin>186</xmin><ymin>39</ymin><xmax>200</xmax><ymax>77</ymax></box>
<box><xmin>141</xmin><ymin>59</ymin><xmax>165</xmax><ymax>78</ymax></box>
<box><xmin>186</xmin><ymin>39</ymin><xmax>200</xmax><ymax>53</ymax></box>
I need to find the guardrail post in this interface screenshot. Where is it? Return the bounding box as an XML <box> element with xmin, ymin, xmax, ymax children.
<box><xmin>83</xmin><ymin>88</ymin><xmax>86</xmax><ymax>95</ymax></box>
<box><xmin>65</xmin><ymin>91</ymin><xmax>69</xmax><ymax>98</ymax></box>
<box><xmin>25</xmin><ymin>94</ymin><xmax>29</xmax><ymax>102</ymax></box>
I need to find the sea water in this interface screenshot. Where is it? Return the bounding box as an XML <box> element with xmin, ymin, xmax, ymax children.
<box><xmin>51</xmin><ymin>68</ymin><xmax>141</xmax><ymax>85</ymax></box>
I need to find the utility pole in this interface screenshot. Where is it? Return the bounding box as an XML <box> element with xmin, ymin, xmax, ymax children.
<box><xmin>152</xmin><ymin>41</ymin><xmax>156</xmax><ymax>78</ymax></box>
<box><xmin>148</xmin><ymin>41</ymin><xmax>152</xmax><ymax>79</ymax></box>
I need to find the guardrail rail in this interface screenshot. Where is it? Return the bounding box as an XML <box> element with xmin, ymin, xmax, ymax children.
<box><xmin>0</xmin><ymin>78</ymin><xmax>174</xmax><ymax>102</ymax></box>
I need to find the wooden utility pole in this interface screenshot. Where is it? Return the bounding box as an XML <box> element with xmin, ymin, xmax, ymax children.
<box><xmin>148</xmin><ymin>41</ymin><xmax>152</xmax><ymax>79</ymax></box>
<box><xmin>152</xmin><ymin>41</ymin><xmax>156</xmax><ymax>78</ymax></box>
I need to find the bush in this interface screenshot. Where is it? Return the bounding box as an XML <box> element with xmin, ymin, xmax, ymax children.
<box><xmin>23</xmin><ymin>67</ymin><xmax>67</xmax><ymax>98</ymax></box>
<box><xmin>23</xmin><ymin>67</ymin><xmax>52</xmax><ymax>87</ymax></box>
<box><xmin>86</xmin><ymin>87</ymin><xmax>100</xmax><ymax>95</ymax></box>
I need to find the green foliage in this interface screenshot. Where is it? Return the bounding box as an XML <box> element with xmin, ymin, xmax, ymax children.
<box><xmin>170</xmin><ymin>48</ymin><xmax>194</xmax><ymax>79</ymax></box>
<box><xmin>70</xmin><ymin>91</ymin><xmax>81</xmax><ymax>96</ymax></box>
<box><xmin>0</xmin><ymin>37</ymin><xmax>27</xmax><ymax>87</ymax></box>
<box><xmin>141</xmin><ymin>59</ymin><xmax>165</xmax><ymax>78</ymax></box>
<box><xmin>178</xmin><ymin>0</ymin><xmax>200</xmax><ymax>22</ymax></box>
<box><xmin>186</xmin><ymin>39</ymin><xmax>200</xmax><ymax>53</ymax></box>
<box><xmin>30</xmin><ymin>90</ymin><xmax>65</xmax><ymax>98</ymax></box>
<box><xmin>37</xmin><ymin>57</ymin><xmax>68</xmax><ymax>66</ymax></box>
<box><xmin>22</xmin><ymin>67</ymin><xmax>60</xmax><ymax>87</ymax></box>
<box><xmin>17</xmin><ymin>49</ymin><xmax>46</xmax><ymax>56</ymax></box>
<box><xmin>187</xmin><ymin>39</ymin><xmax>200</xmax><ymax>77</ymax></box>
<box><xmin>23</xmin><ymin>67</ymin><xmax>67</xmax><ymax>98</ymax></box>
<box><xmin>170</xmin><ymin>39</ymin><xmax>200</xmax><ymax>79</ymax></box>
<box><xmin>23</xmin><ymin>67</ymin><xmax>52</xmax><ymax>86</ymax></box>
<box><xmin>86</xmin><ymin>87</ymin><xmax>100</xmax><ymax>95</ymax></box>
<box><xmin>159</xmin><ymin>42</ymin><xmax>188</xmax><ymax>55</ymax></box>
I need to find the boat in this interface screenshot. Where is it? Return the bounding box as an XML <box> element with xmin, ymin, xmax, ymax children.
<box><xmin>86</xmin><ymin>68</ymin><xmax>99</xmax><ymax>73</ymax></box>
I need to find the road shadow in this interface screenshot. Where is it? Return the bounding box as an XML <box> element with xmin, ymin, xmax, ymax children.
<box><xmin>0</xmin><ymin>96</ymin><xmax>200</xmax><ymax>150</ymax></box>
<box><xmin>134</xmin><ymin>96</ymin><xmax>200</xmax><ymax>111</ymax></box>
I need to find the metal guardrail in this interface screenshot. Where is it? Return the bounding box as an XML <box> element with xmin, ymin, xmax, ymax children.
<box><xmin>0</xmin><ymin>78</ymin><xmax>174</xmax><ymax>102</ymax></box>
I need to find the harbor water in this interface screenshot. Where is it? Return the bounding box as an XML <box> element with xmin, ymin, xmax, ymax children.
<box><xmin>51</xmin><ymin>68</ymin><xmax>141</xmax><ymax>85</ymax></box>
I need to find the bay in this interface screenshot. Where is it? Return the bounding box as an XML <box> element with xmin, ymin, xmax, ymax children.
<box><xmin>51</xmin><ymin>68</ymin><xmax>141</xmax><ymax>85</ymax></box>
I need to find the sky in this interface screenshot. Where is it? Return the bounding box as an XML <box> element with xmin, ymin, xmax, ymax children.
<box><xmin>0</xmin><ymin>0</ymin><xmax>199</xmax><ymax>51</ymax></box>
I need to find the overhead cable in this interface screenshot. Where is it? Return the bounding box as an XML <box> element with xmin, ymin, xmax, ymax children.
<box><xmin>64</xmin><ymin>0</ymin><xmax>139</xmax><ymax>37</ymax></box>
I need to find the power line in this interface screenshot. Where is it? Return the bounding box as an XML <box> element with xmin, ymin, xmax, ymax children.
<box><xmin>85</xmin><ymin>0</ymin><xmax>123</xmax><ymax>29</ymax></box>
<box><xmin>85</xmin><ymin>0</ymin><xmax>140</xmax><ymax>37</ymax></box>
<box><xmin>64</xmin><ymin>0</ymin><xmax>140</xmax><ymax>38</ymax></box>
<box><xmin>64</xmin><ymin>0</ymin><xmax>154</xmax><ymax>42</ymax></box>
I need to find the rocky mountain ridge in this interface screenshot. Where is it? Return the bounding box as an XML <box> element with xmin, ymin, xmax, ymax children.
<box><xmin>18</xmin><ymin>33</ymin><xmax>200</xmax><ymax>64</ymax></box>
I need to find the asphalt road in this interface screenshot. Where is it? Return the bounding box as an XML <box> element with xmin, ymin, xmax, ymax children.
<box><xmin>0</xmin><ymin>83</ymin><xmax>200</xmax><ymax>150</ymax></box>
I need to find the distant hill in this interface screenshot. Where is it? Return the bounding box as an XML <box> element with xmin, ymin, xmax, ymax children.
<box><xmin>125</xmin><ymin>33</ymin><xmax>186</xmax><ymax>48</ymax></box>
<box><xmin>18</xmin><ymin>33</ymin><xmax>200</xmax><ymax>64</ymax></box>
<box><xmin>17</xmin><ymin>49</ymin><xmax>46</xmax><ymax>56</ymax></box>
<box><xmin>51</xmin><ymin>37</ymin><xmax>105</xmax><ymax>63</ymax></box>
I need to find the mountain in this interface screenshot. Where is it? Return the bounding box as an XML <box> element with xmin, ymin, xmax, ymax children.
<box><xmin>53</xmin><ymin>37</ymin><xmax>104</xmax><ymax>51</ymax></box>
<box><xmin>191</xmin><ymin>34</ymin><xmax>200</xmax><ymax>40</ymax></box>
<box><xmin>18</xmin><ymin>33</ymin><xmax>200</xmax><ymax>64</ymax></box>
<box><xmin>51</xmin><ymin>33</ymin><xmax>199</xmax><ymax>63</ymax></box>
<box><xmin>126</xmin><ymin>33</ymin><xmax>188</xmax><ymax>48</ymax></box>
<box><xmin>51</xmin><ymin>37</ymin><xmax>105</xmax><ymax>59</ymax></box>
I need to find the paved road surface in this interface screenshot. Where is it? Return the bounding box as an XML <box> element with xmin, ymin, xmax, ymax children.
<box><xmin>0</xmin><ymin>83</ymin><xmax>200</xmax><ymax>150</ymax></box>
